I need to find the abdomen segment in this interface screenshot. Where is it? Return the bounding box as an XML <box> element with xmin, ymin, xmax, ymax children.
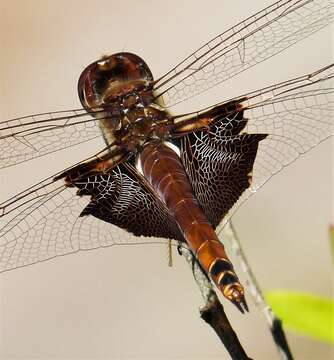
<box><xmin>139</xmin><ymin>142</ymin><xmax>248</xmax><ymax>313</ymax></box>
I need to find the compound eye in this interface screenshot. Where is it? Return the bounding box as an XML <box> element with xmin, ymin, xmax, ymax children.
<box><xmin>77</xmin><ymin>62</ymin><xmax>100</xmax><ymax>111</ymax></box>
<box><xmin>77</xmin><ymin>52</ymin><xmax>154</xmax><ymax>112</ymax></box>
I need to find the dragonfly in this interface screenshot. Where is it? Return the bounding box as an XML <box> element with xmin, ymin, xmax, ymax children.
<box><xmin>0</xmin><ymin>0</ymin><xmax>333</xmax><ymax>354</ymax></box>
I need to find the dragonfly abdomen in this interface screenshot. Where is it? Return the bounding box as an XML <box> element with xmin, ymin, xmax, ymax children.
<box><xmin>139</xmin><ymin>142</ymin><xmax>248</xmax><ymax>313</ymax></box>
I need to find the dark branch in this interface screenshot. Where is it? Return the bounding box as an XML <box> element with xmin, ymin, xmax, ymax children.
<box><xmin>179</xmin><ymin>245</ymin><xmax>253</xmax><ymax>360</ymax></box>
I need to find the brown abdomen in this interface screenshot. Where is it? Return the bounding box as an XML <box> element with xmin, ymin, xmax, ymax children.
<box><xmin>139</xmin><ymin>142</ymin><xmax>247</xmax><ymax>312</ymax></box>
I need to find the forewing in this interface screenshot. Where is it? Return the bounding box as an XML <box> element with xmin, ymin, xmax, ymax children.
<box><xmin>177</xmin><ymin>64</ymin><xmax>333</xmax><ymax>229</ymax></box>
<box><xmin>0</xmin><ymin>162</ymin><xmax>181</xmax><ymax>273</ymax></box>
<box><xmin>154</xmin><ymin>0</ymin><xmax>333</xmax><ymax>107</ymax></box>
<box><xmin>0</xmin><ymin>109</ymin><xmax>103</xmax><ymax>169</ymax></box>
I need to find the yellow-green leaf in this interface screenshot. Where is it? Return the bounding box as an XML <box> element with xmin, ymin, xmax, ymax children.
<box><xmin>266</xmin><ymin>290</ymin><xmax>334</xmax><ymax>344</ymax></box>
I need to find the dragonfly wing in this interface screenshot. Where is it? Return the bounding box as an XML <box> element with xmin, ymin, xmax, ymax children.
<box><xmin>0</xmin><ymin>109</ymin><xmax>103</xmax><ymax>169</ymax></box>
<box><xmin>154</xmin><ymin>0</ymin><xmax>333</xmax><ymax>107</ymax></box>
<box><xmin>178</xmin><ymin>131</ymin><xmax>267</xmax><ymax>228</ymax></box>
<box><xmin>176</xmin><ymin>64</ymin><xmax>333</xmax><ymax>230</ymax></box>
<box><xmin>0</xmin><ymin>161</ymin><xmax>182</xmax><ymax>273</ymax></box>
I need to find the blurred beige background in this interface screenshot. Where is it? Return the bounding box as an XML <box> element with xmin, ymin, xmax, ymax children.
<box><xmin>0</xmin><ymin>0</ymin><xmax>333</xmax><ymax>359</ymax></box>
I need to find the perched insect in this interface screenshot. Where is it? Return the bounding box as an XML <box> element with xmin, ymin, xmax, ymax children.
<box><xmin>0</xmin><ymin>0</ymin><xmax>333</xmax><ymax>358</ymax></box>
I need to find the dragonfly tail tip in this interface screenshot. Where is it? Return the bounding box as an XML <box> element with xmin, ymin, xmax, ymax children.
<box><xmin>231</xmin><ymin>294</ymin><xmax>249</xmax><ymax>314</ymax></box>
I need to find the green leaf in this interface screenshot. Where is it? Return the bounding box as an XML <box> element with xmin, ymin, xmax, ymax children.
<box><xmin>266</xmin><ymin>290</ymin><xmax>334</xmax><ymax>344</ymax></box>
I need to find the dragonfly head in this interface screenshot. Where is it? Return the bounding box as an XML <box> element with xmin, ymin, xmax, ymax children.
<box><xmin>78</xmin><ymin>52</ymin><xmax>154</xmax><ymax>113</ymax></box>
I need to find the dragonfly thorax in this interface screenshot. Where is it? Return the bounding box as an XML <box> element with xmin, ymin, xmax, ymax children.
<box><xmin>98</xmin><ymin>101</ymin><xmax>170</xmax><ymax>148</ymax></box>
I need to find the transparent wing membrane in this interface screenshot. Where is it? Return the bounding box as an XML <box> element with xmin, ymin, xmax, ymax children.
<box><xmin>216</xmin><ymin>64</ymin><xmax>333</xmax><ymax>230</ymax></box>
<box><xmin>0</xmin><ymin>177</ymin><xmax>79</xmax><ymax>271</ymax></box>
<box><xmin>154</xmin><ymin>0</ymin><xmax>333</xmax><ymax>107</ymax></box>
<box><xmin>0</xmin><ymin>169</ymin><xmax>171</xmax><ymax>272</ymax></box>
<box><xmin>0</xmin><ymin>109</ymin><xmax>103</xmax><ymax>168</ymax></box>
<box><xmin>233</xmin><ymin>64</ymin><xmax>333</xmax><ymax>153</ymax></box>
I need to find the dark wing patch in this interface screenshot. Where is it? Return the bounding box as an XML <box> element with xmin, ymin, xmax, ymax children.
<box><xmin>73</xmin><ymin>163</ymin><xmax>184</xmax><ymax>242</ymax></box>
<box><xmin>210</xmin><ymin>106</ymin><xmax>247</xmax><ymax>136</ymax></box>
<box><xmin>178</xmin><ymin>116</ymin><xmax>267</xmax><ymax>228</ymax></box>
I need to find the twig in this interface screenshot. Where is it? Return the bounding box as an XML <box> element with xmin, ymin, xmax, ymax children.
<box><xmin>179</xmin><ymin>245</ymin><xmax>253</xmax><ymax>360</ymax></box>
